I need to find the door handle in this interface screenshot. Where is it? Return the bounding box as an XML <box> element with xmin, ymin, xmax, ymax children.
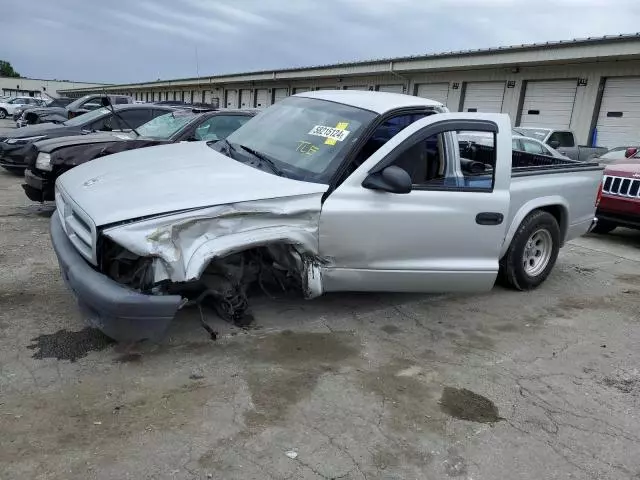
<box><xmin>476</xmin><ymin>212</ymin><xmax>504</xmax><ymax>225</ymax></box>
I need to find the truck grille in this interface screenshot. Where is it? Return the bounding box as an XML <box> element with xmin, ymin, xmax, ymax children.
<box><xmin>55</xmin><ymin>186</ymin><xmax>97</xmax><ymax>264</ymax></box>
<box><xmin>602</xmin><ymin>175</ymin><xmax>640</xmax><ymax>198</ymax></box>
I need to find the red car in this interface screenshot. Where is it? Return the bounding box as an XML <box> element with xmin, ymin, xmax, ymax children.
<box><xmin>595</xmin><ymin>158</ymin><xmax>640</xmax><ymax>233</ymax></box>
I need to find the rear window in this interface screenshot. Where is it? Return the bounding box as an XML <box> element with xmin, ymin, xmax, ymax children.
<box><xmin>63</xmin><ymin>107</ymin><xmax>109</xmax><ymax>127</ymax></box>
<box><xmin>548</xmin><ymin>131</ymin><xmax>575</xmax><ymax>148</ymax></box>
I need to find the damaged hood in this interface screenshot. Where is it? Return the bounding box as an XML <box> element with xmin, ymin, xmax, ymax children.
<box><xmin>36</xmin><ymin>131</ymin><xmax>135</xmax><ymax>153</ymax></box>
<box><xmin>57</xmin><ymin>141</ymin><xmax>329</xmax><ymax>227</ymax></box>
<box><xmin>3</xmin><ymin>121</ymin><xmax>70</xmax><ymax>138</ymax></box>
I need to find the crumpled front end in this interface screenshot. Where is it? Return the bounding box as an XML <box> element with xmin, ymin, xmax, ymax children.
<box><xmin>96</xmin><ymin>194</ymin><xmax>325</xmax><ymax>330</ymax></box>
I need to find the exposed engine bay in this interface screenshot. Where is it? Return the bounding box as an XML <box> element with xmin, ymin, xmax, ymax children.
<box><xmin>99</xmin><ymin>237</ymin><xmax>317</xmax><ymax>328</ymax></box>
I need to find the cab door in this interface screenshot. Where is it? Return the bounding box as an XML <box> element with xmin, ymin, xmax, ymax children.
<box><xmin>318</xmin><ymin>113</ymin><xmax>512</xmax><ymax>293</ymax></box>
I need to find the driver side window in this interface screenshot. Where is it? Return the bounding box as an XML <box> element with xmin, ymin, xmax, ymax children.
<box><xmin>386</xmin><ymin>129</ymin><xmax>495</xmax><ymax>190</ymax></box>
<box><xmin>342</xmin><ymin>112</ymin><xmax>429</xmax><ymax>179</ymax></box>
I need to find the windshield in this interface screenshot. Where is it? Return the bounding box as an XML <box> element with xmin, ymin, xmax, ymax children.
<box><xmin>513</xmin><ymin>128</ymin><xmax>549</xmax><ymax>142</ymax></box>
<box><xmin>137</xmin><ymin>110</ymin><xmax>196</xmax><ymax>139</ymax></box>
<box><xmin>216</xmin><ymin>96</ymin><xmax>377</xmax><ymax>183</ymax></box>
<box><xmin>63</xmin><ymin>107</ymin><xmax>109</xmax><ymax>127</ymax></box>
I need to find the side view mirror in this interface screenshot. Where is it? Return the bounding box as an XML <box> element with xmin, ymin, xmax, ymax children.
<box><xmin>548</xmin><ymin>140</ymin><xmax>560</xmax><ymax>149</ymax></box>
<box><xmin>362</xmin><ymin>165</ymin><xmax>412</xmax><ymax>194</ymax></box>
<box><xmin>625</xmin><ymin>147</ymin><xmax>638</xmax><ymax>158</ymax></box>
<box><xmin>100</xmin><ymin>96</ymin><xmax>111</xmax><ymax>107</ymax></box>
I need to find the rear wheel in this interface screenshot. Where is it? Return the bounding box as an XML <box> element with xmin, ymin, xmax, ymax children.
<box><xmin>0</xmin><ymin>109</ymin><xmax>7</xmax><ymax>119</ymax></box>
<box><xmin>591</xmin><ymin>219</ymin><xmax>617</xmax><ymax>234</ymax></box>
<box><xmin>500</xmin><ymin>210</ymin><xmax>561</xmax><ymax>290</ymax></box>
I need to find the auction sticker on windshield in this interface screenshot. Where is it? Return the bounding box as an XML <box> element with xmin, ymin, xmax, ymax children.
<box><xmin>308</xmin><ymin>124</ymin><xmax>351</xmax><ymax>143</ymax></box>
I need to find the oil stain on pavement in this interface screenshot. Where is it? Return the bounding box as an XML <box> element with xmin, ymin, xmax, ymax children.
<box><xmin>439</xmin><ymin>387</ymin><xmax>502</xmax><ymax>423</ymax></box>
<box><xmin>27</xmin><ymin>327</ymin><xmax>115</xmax><ymax>362</ymax></box>
<box><xmin>244</xmin><ymin>330</ymin><xmax>359</xmax><ymax>429</ymax></box>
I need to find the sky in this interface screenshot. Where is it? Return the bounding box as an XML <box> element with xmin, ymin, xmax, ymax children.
<box><xmin>4</xmin><ymin>0</ymin><xmax>640</xmax><ymax>85</ymax></box>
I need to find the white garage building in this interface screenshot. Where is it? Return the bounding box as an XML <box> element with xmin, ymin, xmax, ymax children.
<box><xmin>60</xmin><ymin>33</ymin><xmax>640</xmax><ymax>147</ymax></box>
<box><xmin>0</xmin><ymin>77</ymin><xmax>107</xmax><ymax>99</ymax></box>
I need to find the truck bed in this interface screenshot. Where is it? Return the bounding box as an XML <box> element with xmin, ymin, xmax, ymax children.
<box><xmin>468</xmin><ymin>143</ymin><xmax>602</xmax><ymax>174</ymax></box>
<box><xmin>464</xmin><ymin>143</ymin><xmax>603</xmax><ymax>245</ymax></box>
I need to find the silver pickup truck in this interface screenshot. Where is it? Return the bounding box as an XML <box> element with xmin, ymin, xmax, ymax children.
<box><xmin>512</xmin><ymin>127</ymin><xmax>608</xmax><ymax>161</ymax></box>
<box><xmin>50</xmin><ymin>91</ymin><xmax>603</xmax><ymax>342</ymax></box>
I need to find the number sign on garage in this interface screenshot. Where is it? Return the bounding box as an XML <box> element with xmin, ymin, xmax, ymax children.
<box><xmin>595</xmin><ymin>77</ymin><xmax>640</xmax><ymax>148</ymax></box>
<box><xmin>462</xmin><ymin>81</ymin><xmax>506</xmax><ymax>113</ymax></box>
<box><xmin>519</xmin><ymin>80</ymin><xmax>577</xmax><ymax>129</ymax></box>
<box><xmin>416</xmin><ymin>83</ymin><xmax>450</xmax><ymax>106</ymax></box>
<box><xmin>226</xmin><ymin>89</ymin><xmax>238</xmax><ymax>108</ymax></box>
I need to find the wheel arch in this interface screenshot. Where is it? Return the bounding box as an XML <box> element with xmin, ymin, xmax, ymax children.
<box><xmin>185</xmin><ymin>232</ymin><xmax>324</xmax><ymax>299</ymax></box>
<box><xmin>500</xmin><ymin>197</ymin><xmax>568</xmax><ymax>259</ymax></box>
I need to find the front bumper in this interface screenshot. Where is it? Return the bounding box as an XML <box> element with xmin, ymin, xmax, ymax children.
<box><xmin>596</xmin><ymin>209</ymin><xmax>640</xmax><ymax>230</ymax></box>
<box><xmin>0</xmin><ymin>143</ymin><xmax>31</xmax><ymax>169</ymax></box>
<box><xmin>50</xmin><ymin>213</ymin><xmax>183</xmax><ymax>342</ymax></box>
<box><xmin>22</xmin><ymin>169</ymin><xmax>54</xmax><ymax>202</ymax></box>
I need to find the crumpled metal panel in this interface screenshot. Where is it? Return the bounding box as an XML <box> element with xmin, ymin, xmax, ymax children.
<box><xmin>102</xmin><ymin>194</ymin><xmax>323</xmax><ymax>284</ymax></box>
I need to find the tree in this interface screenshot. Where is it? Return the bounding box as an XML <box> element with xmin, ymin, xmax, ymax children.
<box><xmin>0</xmin><ymin>61</ymin><xmax>20</xmax><ymax>78</ymax></box>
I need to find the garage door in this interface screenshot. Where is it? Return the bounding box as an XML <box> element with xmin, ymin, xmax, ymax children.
<box><xmin>416</xmin><ymin>83</ymin><xmax>450</xmax><ymax>105</ymax></box>
<box><xmin>273</xmin><ymin>88</ymin><xmax>288</xmax><ymax>103</ymax></box>
<box><xmin>595</xmin><ymin>77</ymin><xmax>640</xmax><ymax>148</ymax></box>
<box><xmin>344</xmin><ymin>85</ymin><xmax>368</xmax><ymax>90</ymax></box>
<box><xmin>519</xmin><ymin>80</ymin><xmax>577</xmax><ymax>129</ymax></box>
<box><xmin>462</xmin><ymin>82</ymin><xmax>506</xmax><ymax>113</ymax></box>
<box><xmin>317</xmin><ymin>86</ymin><xmax>336</xmax><ymax>90</ymax></box>
<box><xmin>254</xmin><ymin>89</ymin><xmax>269</xmax><ymax>108</ymax></box>
<box><xmin>378</xmin><ymin>84</ymin><xmax>404</xmax><ymax>94</ymax></box>
<box><xmin>239</xmin><ymin>89</ymin><xmax>251</xmax><ymax>108</ymax></box>
<box><xmin>226</xmin><ymin>89</ymin><xmax>238</xmax><ymax>108</ymax></box>
<box><xmin>293</xmin><ymin>87</ymin><xmax>311</xmax><ymax>94</ymax></box>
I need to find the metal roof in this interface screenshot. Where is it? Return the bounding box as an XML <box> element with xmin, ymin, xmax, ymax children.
<box><xmin>296</xmin><ymin>90</ymin><xmax>442</xmax><ymax>114</ymax></box>
<box><xmin>207</xmin><ymin>32</ymin><xmax>640</xmax><ymax>77</ymax></box>
<box><xmin>60</xmin><ymin>32</ymin><xmax>640</xmax><ymax>91</ymax></box>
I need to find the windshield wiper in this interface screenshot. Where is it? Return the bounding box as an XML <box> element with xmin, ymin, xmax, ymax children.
<box><xmin>237</xmin><ymin>144</ymin><xmax>284</xmax><ymax>176</ymax></box>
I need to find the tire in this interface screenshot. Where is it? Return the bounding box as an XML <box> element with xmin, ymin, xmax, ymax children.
<box><xmin>0</xmin><ymin>109</ymin><xmax>7</xmax><ymax>119</ymax></box>
<box><xmin>591</xmin><ymin>219</ymin><xmax>617</xmax><ymax>234</ymax></box>
<box><xmin>500</xmin><ymin>210</ymin><xmax>561</xmax><ymax>291</ymax></box>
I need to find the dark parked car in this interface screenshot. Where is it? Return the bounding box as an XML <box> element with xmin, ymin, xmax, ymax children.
<box><xmin>0</xmin><ymin>104</ymin><xmax>176</xmax><ymax>174</ymax></box>
<box><xmin>22</xmin><ymin>108</ymin><xmax>255</xmax><ymax>202</ymax></box>
<box><xmin>13</xmin><ymin>97</ymin><xmax>75</xmax><ymax>124</ymax></box>
<box><xmin>14</xmin><ymin>94</ymin><xmax>133</xmax><ymax>127</ymax></box>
